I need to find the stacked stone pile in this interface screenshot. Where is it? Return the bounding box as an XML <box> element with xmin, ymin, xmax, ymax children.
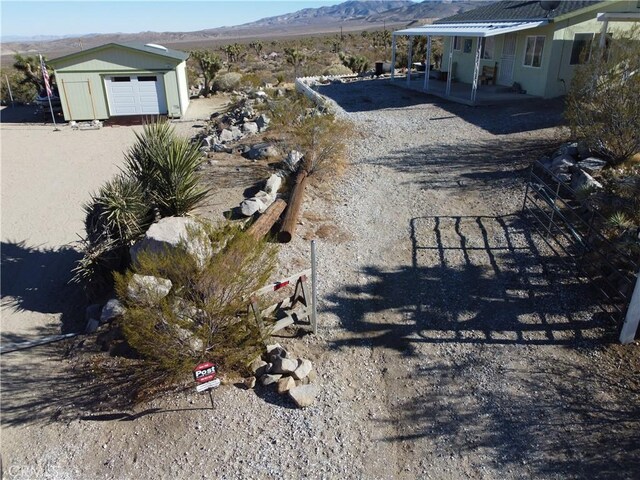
<box><xmin>247</xmin><ymin>344</ymin><xmax>319</xmax><ymax>408</ymax></box>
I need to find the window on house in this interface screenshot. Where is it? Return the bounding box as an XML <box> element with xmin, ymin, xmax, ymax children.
<box><xmin>570</xmin><ymin>33</ymin><xmax>594</xmax><ymax>64</ymax></box>
<box><xmin>481</xmin><ymin>37</ymin><xmax>495</xmax><ymax>59</ymax></box>
<box><xmin>112</xmin><ymin>76</ymin><xmax>131</xmax><ymax>82</ymax></box>
<box><xmin>524</xmin><ymin>36</ymin><xmax>545</xmax><ymax>67</ymax></box>
<box><xmin>453</xmin><ymin>36</ymin><xmax>461</xmax><ymax>51</ymax></box>
<box><xmin>137</xmin><ymin>76</ymin><xmax>158</xmax><ymax>82</ymax></box>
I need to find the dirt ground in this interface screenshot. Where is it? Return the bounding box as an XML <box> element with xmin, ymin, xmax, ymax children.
<box><xmin>1</xmin><ymin>83</ymin><xmax>639</xmax><ymax>479</ymax></box>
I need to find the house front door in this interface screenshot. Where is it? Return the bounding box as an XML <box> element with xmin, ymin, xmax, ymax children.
<box><xmin>498</xmin><ymin>34</ymin><xmax>517</xmax><ymax>86</ymax></box>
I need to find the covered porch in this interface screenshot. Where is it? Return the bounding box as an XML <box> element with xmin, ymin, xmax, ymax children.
<box><xmin>391</xmin><ymin>21</ymin><xmax>547</xmax><ymax>105</ymax></box>
<box><xmin>391</xmin><ymin>73</ymin><xmax>540</xmax><ymax>106</ymax></box>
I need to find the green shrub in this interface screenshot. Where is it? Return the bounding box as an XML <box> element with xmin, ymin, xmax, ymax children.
<box><xmin>339</xmin><ymin>53</ymin><xmax>370</xmax><ymax>74</ymax></box>
<box><xmin>322</xmin><ymin>64</ymin><xmax>353</xmax><ymax>76</ymax></box>
<box><xmin>565</xmin><ymin>26</ymin><xmax>640</xmax><ymax>165</ymax></box>
<box><xmin>214</xmin><ymin>72</ymin><xmax>243</xmax><ymax>92</ymax></box>
<box><xmin>115</xmin><ymin>223</ymin><xmax>276</xmax><ymax>385</ymax></box>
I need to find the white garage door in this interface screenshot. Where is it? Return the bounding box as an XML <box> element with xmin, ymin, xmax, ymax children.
<box><xmin>105</xmin><ymin>75</ymin><xmax>167</xmax><ymax>116</ymax></box>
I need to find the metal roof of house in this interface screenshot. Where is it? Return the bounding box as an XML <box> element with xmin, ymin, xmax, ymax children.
<box><xmin>394</xmin><ymin>20</ymin><xmax>547</xmax><ymax>37</ymax></box>
<box><xmin>49</xmin><ymin>42</ymin><xmax>188</xmax><ymax>66</ymax></box>
<box><xmin>434</xmin><ymin>0</ymin><xmax>604</xmax><ymax>23</ymax></box>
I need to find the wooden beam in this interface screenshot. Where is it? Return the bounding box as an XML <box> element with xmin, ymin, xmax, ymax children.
<box><xmin>247</xmin><ymin>198</ymin><xmax>287</xmax><ymax>240</ymax></box>
<box><xmin>278</xmin><ymin>169</ymin><xmax>309</xmax><ymax>243</ymax></box>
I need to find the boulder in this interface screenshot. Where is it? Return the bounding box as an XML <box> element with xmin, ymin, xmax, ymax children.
<box><xmin>577</xmin><ymin>141</ymin><xmax>591</xmax><ymax>160</ymax></box>
<box><xmin>553</xmin><ymin>142</ymin><xmax>579</xmax><ymax>159</ymax></box>
<box><xmin>277</xmin><ymin>376</ymin><xmax>296</xmax><ymax>394</ymax></box>
<box><xmin>86</xmin><ymin>303</ymin><xmax>101</xmax><ymax>323</ymax></box>
<box><xmin>254</xmin><ymin>191</ymin><xmax>276</xmax><ymax>210</ymax></box>
<box><xmin>288</xmin><ymin>384</ymin><xmax>319</xmax><ymax>408</ymax></box>
<box><xmin>86</xmin><ymin>318</ymin><xmax>100</xmax><ymax>334</ymax></box>
<box><xmin>126</xmin><ymin>274</ymin><xmax>172</xmax><ymax>305</ymax></box>
<box><xmin>550</xmin><ymin>154</ymin><xmax>576</xmax><ymax>174</ymax></box>
<box><xmin>271</xmin><ymin>357</ymin><xmax>298</xmax><ymax>375</ymax></box>
<box><xmin>577</xmin><ymin>157</ymin><xmax>607</xmax><ymax>175</ymax></box>
<box><xmin>265</xmin><ymin>174</ymin><xmax>282</xmax><ymax>195</ymax></box>
<box><xmin>130</xmin><ymin>217</ymin><xmax>213</xmax><ymax>270</ymax></box>
<box><xmin>242</xmin><ymin>122</ymin><xmax>259</xmax><ymax>135</ymax></box>
<box><xmin>249</xmin><ymin>359</ymin><xmax>269</xmax><ymax>377</ymax></box>
<box><xmin>292</xmin><ymin>358</ymin><xmax>313</xmax><ymax>381</ymax></box>
<box><xmin>307</xmin><ymin>369</ymin><xmax>317</xmax><ymax>383</ymax></box>
<box><xmin>230</xmin><ymin>126</ymin><xmax>243</xmax><ymax>141</ymax></box>
<box><xmin>256</xmin><ymin>114</ymin><xmax>270</xmax><ymax>132</ymax></box>
<box><xmin>246</xmin><ymin>143</ymin><xmax>278</xmax><ymax>160</ymax></box>
<box><xmin>219</xmin><ymin>128</ymin><xmax>234</xmax><ymax>143</ymax></box>
<box><xmin>174</xmin><ymin>326</ymin><xmax>203</xmax><ymax>353</ymax></box>
<box><xmin>213</xmin><ymin>143</ymin><xmax>232</xmax><ymax>153</ymax></box>
<box><xmin>265</xmin><ymin>343</ymin><xmax>284</xmax><ymax>354</ymax></box>
<box><xmin>261</xmin><ymin>373</ymin><xmax>282</xmax><ymax>386</ymax></box>
<box><xmin>571</xmin><ymin>169</ymin><xmax>603</xmax><ymax>193</ymax></box>
<box><xmin>100</xmin><ymin>298</ymin><xmax>125</xmax><ymax>324</ymax></box>
<box><xmin>240</xmin><ymin>197</ymin><xmax>266</xmax><ymax>217</ymax></box>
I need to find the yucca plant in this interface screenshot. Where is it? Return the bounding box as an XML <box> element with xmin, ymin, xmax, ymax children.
<box><xmin>84</xmin><ymin>174</ymin><xmax>150</xmax><ymax>246</ymax></box>
<box><xmin>150</xmin><ymin>136</ymin><xmax>210</xmax><ymax>217</ymax></box>
<box><xmin>123</xmin><ymin>119</ymin><xmax>175</xmax><ymax>191</ymax></box>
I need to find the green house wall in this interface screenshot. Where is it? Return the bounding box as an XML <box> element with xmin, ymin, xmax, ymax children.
<box><xmin>441</xmin><ymin>0</ymin><xmax>638</xmax><ymax>99</ymax></box>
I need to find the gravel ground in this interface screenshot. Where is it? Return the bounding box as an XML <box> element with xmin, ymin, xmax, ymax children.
<box><xmin>2</xmin><ymin>80</ymin><xmax>638</xmax><ymax>480</ymax></box>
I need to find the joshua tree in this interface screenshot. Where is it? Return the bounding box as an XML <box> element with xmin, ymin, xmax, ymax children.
<box><xmin>13</xmin><ymin>53</ymin><xmax>54</xmax><ymax>92</ymax></box>
<box><xmin>190</xmin><ymin>50</ymin><xmax>222</xmax><ymax>95</ymax></box>
<box><xmin>249</xmin><ymin>41</ymin><xmax>264</xmax><ymax>58</ymax></box>
<box><xmin>284</xmin><ymin>47</ymin><xmax>305</xmax><ymax>78</ymax></box>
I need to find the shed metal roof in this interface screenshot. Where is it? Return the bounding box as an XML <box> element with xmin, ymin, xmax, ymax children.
<box><xmin>394</xmin><ymin>20</ymin><xmax>547</xmax><ymax>37</ymax></box>
<box><xmin>434</xmin><ymin>0</ymin><xmax>604</xmax><ymax>23</ymax></box>
<box><xmin>49</xmin><ymin>42</ymin><xmax>189</xmax><ymax>66</ymax></box>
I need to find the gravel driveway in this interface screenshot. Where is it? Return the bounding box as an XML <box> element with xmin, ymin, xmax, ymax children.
<box><xmin>1</xmin><ymin>83</ymin><xmax>638</xmax><ymax>480</ymax></box>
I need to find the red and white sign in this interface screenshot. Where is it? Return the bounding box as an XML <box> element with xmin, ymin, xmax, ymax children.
<box><xmin>196</xmin><ymin>378</ymin><xmax>221</xmax><ymax>392</ymax></box>
<box><xmin>193</xmin><ymin>362</ymin><xmax>217</xmax><ymax>384</ymax></box>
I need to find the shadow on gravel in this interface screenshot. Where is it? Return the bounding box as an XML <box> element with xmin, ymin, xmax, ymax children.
<box><xmin>1</xmin><ymin>240</ymin><xmax>86</xmax><ymax>340</ymax></box>
<box><xmin>316</xmin><ymin>80</ymin><xmax>564</xmax><ymax>135</ymax></box>
<box><xmin>326</xmin><ymin>214</ymin><xmax>639</xmax><ymax>477</ymax></box>
<box><xmin>370</xmin><ymin>136</ymin><xmax>563</xmax><ymax>191</ymax></box>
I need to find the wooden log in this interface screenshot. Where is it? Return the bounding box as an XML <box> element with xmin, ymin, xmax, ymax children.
<box><xmin>247</xmin><ymin>198</ymin><xmax>287</xmax><ymax>240</ymax></box>
<box><xmin>278</xmin><ymin>169</ymin><xmax>309</xmax><ymax>243</ymax></box>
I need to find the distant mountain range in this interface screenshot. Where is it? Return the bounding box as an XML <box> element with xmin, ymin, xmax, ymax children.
<box><xmin>1</xmin><ymin>0</ymin><xmax>476</xmax><ymax>60</ymax></box>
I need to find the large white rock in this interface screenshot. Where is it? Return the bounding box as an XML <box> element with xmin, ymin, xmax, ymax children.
<box><xmin>242</xmin><ymin>122</ymin><xmax>259</xmax><ymax>135</ymax></box>
<box><xmin>292</xmin><ymin>358</ymin><xmax>313</xmax><ymax>381</ymax></box>
<box><xmin>127</xmin><ymin>274</ymin><xmax>172</xmax><ymax>305</ymax></box>
<box><xmin>130</xmin><ymin>217</ymin><xmax>213</xmax><ymax>270</ymax></box>
<box><xmin>271</xmin><ymin>357</ymin><xmax>298</xmax><ymax>374</ymax></box>
<box><xmin>265</xmin><ymin>174</ymin><xmax>282</xmax><ymax>195</ymax></box>
<box><xmin>240</xmin><ymin>197</ymin><xmax>266</xmax><ymax>217</ymax></box>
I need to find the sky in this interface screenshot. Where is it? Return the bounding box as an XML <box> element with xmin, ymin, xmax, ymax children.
<box><xmin>0</xmin><ymin>0</ymin><xmax>351</xmax><ymax>38</ymax></box>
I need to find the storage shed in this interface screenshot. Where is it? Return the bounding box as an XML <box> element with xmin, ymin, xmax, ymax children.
<box><xmin>49</xmin><ymin>42</ymin><xmax>190</xmax><ymax>121</ymax></box>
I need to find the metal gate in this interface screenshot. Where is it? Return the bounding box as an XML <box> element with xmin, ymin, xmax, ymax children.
<box><xmin>522</xmin><ymin>160</ymin><xmax>639</xmax><ymax>333</ymax></box>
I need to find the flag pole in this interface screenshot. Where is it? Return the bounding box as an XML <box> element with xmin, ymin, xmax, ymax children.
<box><xmin>39</xmin><ymin>53</ymin><xmax>59</xmax><ymax>131</ymax></box>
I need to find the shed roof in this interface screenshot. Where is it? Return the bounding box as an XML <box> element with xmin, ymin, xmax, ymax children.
<box><xmin>49</xmin><ymin>42</ymin><xmax>189</xmax><ymax>66</ymax></box>
<box><xmin>394</xmin><ymin>20</ymin><xmax>546</xmax><ymax>38</ymax></box>
<box><xmin>435</xmin><ymin>1</ymin><xmax>604</xmax><ymax>24</ymax></box>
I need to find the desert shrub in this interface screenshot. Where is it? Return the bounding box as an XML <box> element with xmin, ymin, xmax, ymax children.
<box><xmin>114</xmin><ymin>223</ymin><xmax>276</xmax><ymax>385</ymax></box>
<box><xmin>339</xmin><ymin>53</ymin><xmax>370</xmax><ymax>74</ymax></box>
<box><xmin>214</xmin><ymin>72</ymin><xmax>242</xmax><ymax>92</ymax></box>
<box><xmin>323</xmin><ymin>64</ymin><xmax>353</xmax><ymax>76</ymax></box>
<box><xmin>565</xmin><ymin>26</ymin><xmax>640</xmax><ymax>165</ymax></box>
<box><xmin>189</xmin><ymin>50</ymin><xmax>222</xmax><ymax>95</ymax></box>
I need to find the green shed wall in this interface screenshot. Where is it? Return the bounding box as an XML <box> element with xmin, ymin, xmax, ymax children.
<box><xmin>52</xmin><ymin>45</ymin><xmax>186</xmax><ymax>121</ymax></box>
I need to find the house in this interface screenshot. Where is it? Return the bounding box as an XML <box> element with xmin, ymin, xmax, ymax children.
<box><xmin>391</xmin><ymin>1</ymin><xmax>640</xmax><ymax>103</ymax></box>
<box><xmin>49</xmin><ymin>43</ymin><xmax>190</xmax><ymax>121</ymax></box>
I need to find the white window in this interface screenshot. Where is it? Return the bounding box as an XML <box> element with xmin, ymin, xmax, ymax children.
<box><xmin>524</xmin><ymin>35</ymin><xmax>545</xmax><ymax>67</ymax></box>
<box><xmin>453</xmin><ymin>36</ymin><xmax>461</xmax><ymax>51</ymax></box>
<box><xmin>481</xmin><ymin>37</ymin><xmax>495</xmax><ymax>59</ymax></box>
<box><xmin>570</xmin><ymin>33</ymin><xmax>594</xmax><ymax>65</ymax></box>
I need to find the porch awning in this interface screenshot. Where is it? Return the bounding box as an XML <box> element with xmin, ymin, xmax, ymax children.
<box><xmin>393</xmin><ymin>21</ymin><xmax>547</xmax><ymax>38</ymax></box>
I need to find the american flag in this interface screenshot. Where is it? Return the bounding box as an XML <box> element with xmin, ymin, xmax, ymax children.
<box><xmin>39</xmin><ymin>54</ymin><xmax>52</xmax><ymax>97</ymax></box>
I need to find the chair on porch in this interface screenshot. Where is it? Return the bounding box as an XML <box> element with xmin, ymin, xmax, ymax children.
<box><xmin>479</xmin><ymin>62</ymin><xmax>498</xmax><ymax>86</ymax></box>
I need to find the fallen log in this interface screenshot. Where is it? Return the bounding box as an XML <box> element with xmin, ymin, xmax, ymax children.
<box><xmin>247</xmin><ymin>198</ymin><xmax>287</xmax><ymax>240</ymax></box>
<box><xmin>278</xmin><ymin>169</ymin><xmax>309</xmax><ymax>243</ymax></box>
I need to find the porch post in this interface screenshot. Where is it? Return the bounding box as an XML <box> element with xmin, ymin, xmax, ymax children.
<box><xmin>407</xmin><ymin>36</ymin><xmax>413</xmax><ymax>84</ymax></box>
<box><xmin>599</xmin><ymin>19</ymin><xmax>609</xmax><ymax>48</ymax></box>
<box><xmin>471</xmin><ymin>35</ymin><xmax>482</xmax><ymax>104</ymax></box>
<box><xmin>445</xmin><ymin>35</ymin><xmax>454</xmax><ymax>96</ymax></box>
<box><xmin>391</xmin><ymin>35</ymin><xmax>397</xmax><ymax>80</ymax></box>
<box><xmin>423</xmin><ymin>35</ymin><xmax>431</xmax><ymax>91</ymax></box>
